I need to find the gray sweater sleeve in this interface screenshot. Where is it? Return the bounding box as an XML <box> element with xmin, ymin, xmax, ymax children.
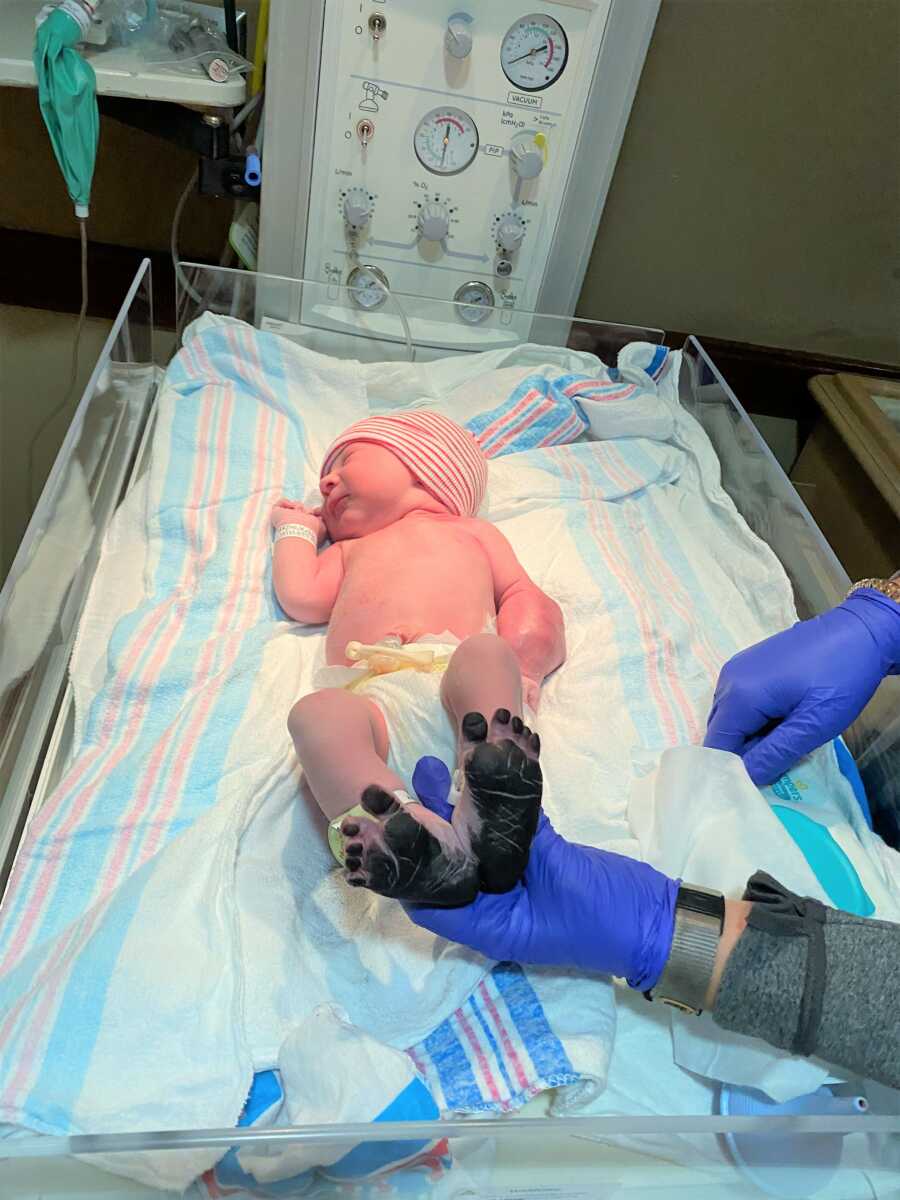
<box><xmin>711</xmin><ymin>872</ymin><xmax>900</xmax><ymax>1089</ymax></box>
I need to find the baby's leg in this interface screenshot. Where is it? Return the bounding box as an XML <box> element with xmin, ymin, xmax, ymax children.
<box><xmin>442</xmin><ymin>634</ymin><xmax>543</xmax><ymax>893</ymax></box>
<box><xmin>288</xmin><ymin>688</ymin><xmax>399</xmax><ymax>821</ymax></box>
<box><xmin>288</xmin><ymin>689</ymin><xmax>478</xmax><ymax>905</ymax></box>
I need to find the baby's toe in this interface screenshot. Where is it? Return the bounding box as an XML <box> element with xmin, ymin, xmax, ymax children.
<box><xmin>461</xmin><ymin>711</ymin><xmax>488</xmax><ymax>744</ymax></box>
<box><xmin>487</xmin><ymin>708</ymin><xmax>515</xmax><ymax>740</ymax></box>
<box><xmin>361</xmin><ymin>784</ymin><xmax>401</xmax><ymax>816</ymax></box>
<box><xmin>489</xmin><ymin>708</ymin><xmax>539</xmax><ymax>761</ymax></box>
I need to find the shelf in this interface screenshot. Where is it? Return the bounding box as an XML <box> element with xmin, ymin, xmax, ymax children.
<box><xmin>0</xmin><ymin>0</ymin><xmax>246</xmax><ymax>106</ymax></box>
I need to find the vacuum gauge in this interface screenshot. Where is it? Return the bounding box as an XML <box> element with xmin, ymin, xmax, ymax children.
<box><xmin>501</xmin><ymin>14</ymin><xmax>568</xmax><ymax>91</ymax></box>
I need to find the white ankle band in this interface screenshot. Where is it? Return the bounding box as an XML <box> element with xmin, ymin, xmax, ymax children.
<box><xmin>328</xmin><ymin>790</ymin><xmax>418</xmax><ymax>866</ymax></box>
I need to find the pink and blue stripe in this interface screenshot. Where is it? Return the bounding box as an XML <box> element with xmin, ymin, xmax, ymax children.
<box><xmin>0</xmin><ymin>322</ymin><xmax>306</xmax><ymax>1128</ymax></box>
<box><xmin>466</xmin><ymin>351</ymin><xmax>671</xmax><ymax>461</ymax></box>
<box><xmin>0</xmin><ymin>332</ymin><xmax>730</xmax><ymax>1148</ymax></box>
<box><xmin>407</xmin><ymin>963</ymin><xmax>578</xmax><ymax>1114</ymax></box>
<box><xmin>467</xmin><ymin>375</ymin><xmax>588</xmax><ymax>458</ymax></box>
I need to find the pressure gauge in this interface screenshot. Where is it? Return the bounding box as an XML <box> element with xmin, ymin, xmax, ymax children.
<box><xmin>414</xmin><ymin>107</ymin><xmax>479</xmax><ymax>176</ymax></box>
<box><xmin>347</xmin><ymin>264</ymin><xmax>390</xmax><ymax>310</ymax></box>
<box><xmin>500</xmin><ymin>13</ymin><xmax>568</xmax><ymax>92</ymax></box>
<box><xmin>454</xmin><ymin>281</ymin><xmax>495</xmax><ymax>325</ymax></box>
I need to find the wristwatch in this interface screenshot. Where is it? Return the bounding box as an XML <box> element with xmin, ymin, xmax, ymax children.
<box><xmin>644</xmin><ymin>883</ymin><xmax>725</xmax><ymax>1015</ymax></box>
<box><xmin>847</xmin><ymin>574</ymin><xmax>900</xmax><ymax>605</ymax></box>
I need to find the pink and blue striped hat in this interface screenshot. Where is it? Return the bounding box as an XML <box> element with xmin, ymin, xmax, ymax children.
<box><xmin>321</xmin><ymin>410</ymin><xmax>488</xmax><ymax>518</ymax></box>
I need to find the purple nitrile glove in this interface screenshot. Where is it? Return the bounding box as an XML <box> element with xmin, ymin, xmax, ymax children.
<box><xmin>407</xmin><ymin>757</ymin><xmax>679</xmax><ymax>990</ymax></box>
<box><xmin>705</xmin><ymin>589</ymin><xmax>900</xmax><ymax>787</ymax></box>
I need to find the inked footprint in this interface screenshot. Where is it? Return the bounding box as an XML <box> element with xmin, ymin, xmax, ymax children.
<box><xmin>453</xmin><ymin>709</ymin><xmax>543</xmax><ymax>895</ymax></box>
<box><xmin>340</xmin><ymin>785</ymin><xmax>479</xmax><ymax>906</ymax></box>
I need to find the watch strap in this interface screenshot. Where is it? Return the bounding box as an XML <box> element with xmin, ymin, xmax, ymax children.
<box><xmin>645</xmin><ymin>884</ymin><xmax>725</xmax><ymax>1015</ymax></box>
<box><xmin>847</xmin><ymin>575</ymin><xmax>900</xmax><ymax>605</ymax></box>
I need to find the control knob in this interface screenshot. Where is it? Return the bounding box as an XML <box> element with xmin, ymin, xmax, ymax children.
<box><xmin>445</xmin><ymin>12</ymin><xmax>473</xmax><ymax>59</ymax></box>
<box><xmin>496</xmin><ymin>213</ymin><xmax>526</xmax><ymax>253</ymax></box>
<box><xmin>417</xmin><ymin>202</ymin><xmax>450</xmax><ymax>242</ymax></box>
<box><xmin>511</xmin><ymin>133</ymin><xmax>546</xmax><ymax>180</ymax></box>
<box><xmin>343</xmin><ymin>187</ymin><xmax>372</xmax><ymax>231</ymax></box>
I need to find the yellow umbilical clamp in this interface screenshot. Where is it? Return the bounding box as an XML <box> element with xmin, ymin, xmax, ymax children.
<box><xmin>345</xmin><ymin>640</ymin><xmax>437</xmax><ymax>672</ymax></box>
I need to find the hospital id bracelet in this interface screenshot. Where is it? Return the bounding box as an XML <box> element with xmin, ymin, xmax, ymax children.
<box><xmin>273</xmin><ymin>522</ymin><xmax>318</xmax><ymax>548</ymax></box>
<box><xmin>645</xmin><ymin>884</ymin><xmax>725</xmax><ymax>1016</ymax></box>
<box><xmin>847</xmin><ymin>574</ymin><xmax>900</xmax><ymax>605</ymax></box>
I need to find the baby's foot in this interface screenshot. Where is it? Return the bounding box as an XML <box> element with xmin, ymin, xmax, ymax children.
<box><xmin>340</xmin><ymin>785</ymin><xmax>479</xmax><ymax>906</ymax></box>
<box><xmin>454</xmin><ymin>710</ymin><xmax>543</xmax><ymax>894</ymax></box>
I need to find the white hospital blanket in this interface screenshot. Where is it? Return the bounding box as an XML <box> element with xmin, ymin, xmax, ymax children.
<box><xmin>1</xmin><ymin>317</ymin><xmax>896</xmax><ymax>1192</ymax></box>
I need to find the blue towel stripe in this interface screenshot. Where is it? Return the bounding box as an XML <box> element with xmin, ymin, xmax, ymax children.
<box><xmin>420</xmin><ymin>1012</ymin><xmax>484</xmax><ymax>1110</ymax></box>
<box><xmin>411</xmin><ymin>963</ymin><xmax>575</xmax><ymax>1114</ymax></box>
<box><xmin>491</xmin><ymin>963</ymin><xmax>575</xmax><ymax>1080</ymax></box>
<box><xmin>466</xmin><ymin>374</ymin><xmax>588</xmax><ymax>457</ymax></box>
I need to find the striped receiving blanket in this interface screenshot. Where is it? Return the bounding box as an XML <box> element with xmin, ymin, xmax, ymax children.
<box><xmin>0</xmin><ymin>317</ymin><xmax>805</xmax><ymax>1193</ymax></box>
<box><xmin>467</xmin><ymin>341</ymin><xmax>672</xmax><ymax>459</ymax></box>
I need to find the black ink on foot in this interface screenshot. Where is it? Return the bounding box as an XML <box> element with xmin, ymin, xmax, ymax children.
<box><xmin>456</xmin><ymin>709</ymin><xmax>543</xmax><ymax>894</ymax></box>
<box><xmin>461</xmin><ymin>712</ymin><xmax>488</xmax><ymax>742</ymax></box>
<box><xmin>340</xmin><ymin>787</ymin><xmax>479</xmax><ymax>906</ymax></box>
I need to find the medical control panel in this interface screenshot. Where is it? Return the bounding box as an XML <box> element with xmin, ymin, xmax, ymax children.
<box><xmin>303</xmin><ymin>1</ymin><xmax>614</xmax><ymax>327</ymax></box>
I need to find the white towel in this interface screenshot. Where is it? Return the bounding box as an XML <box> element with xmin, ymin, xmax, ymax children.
<box><xmin>629</xmin><ymin>745</ymin><xmax>900</xmax><ymax>1100</ymax></box>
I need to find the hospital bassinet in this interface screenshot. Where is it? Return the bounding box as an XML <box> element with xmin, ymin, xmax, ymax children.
<box><xmin>1</xmin><ymin>261</ymin><xmax>898</xmax><ymax>1199</ymax></box>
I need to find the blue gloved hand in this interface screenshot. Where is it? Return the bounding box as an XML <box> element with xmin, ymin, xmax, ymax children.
<box><xmin>407</xmin><ymin>757</ymin><xmax>679</xmax><ymax>990</ymax></box>
<box><xmin>705</xmin><ymin>588</ymin><xmax>900</xmax><ymax>787</ymax></box>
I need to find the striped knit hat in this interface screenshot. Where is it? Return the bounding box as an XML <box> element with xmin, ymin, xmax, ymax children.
<box><xmin>321</xmin><ymin>410</ymin><xmax>488</xmax><ymax>518</ymax></box>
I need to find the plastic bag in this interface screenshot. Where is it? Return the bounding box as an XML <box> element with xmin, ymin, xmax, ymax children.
<box><xmin>104</xmin><ymin>0</ymin><xmax>158</xmax><ymax>44</ymax></box>
<box><xmin>139</xmin><ymin>12</ymin><xmax>251</xmax><ymax>82</ymax></box>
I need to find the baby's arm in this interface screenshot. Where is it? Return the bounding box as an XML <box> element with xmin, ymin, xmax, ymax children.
<box><xmin>271</xmin><ymin>499</ymin><xmax>344</xmax><ymax>624</ymax></box>
<box><xmin>470</xmin><ymin>519</ymin><xmax>566</xmax><ymax>710</ymax></box>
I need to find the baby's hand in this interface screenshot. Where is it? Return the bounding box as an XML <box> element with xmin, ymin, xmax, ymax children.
<box><xmin>270</xmin><ymin>499</ymin><xmax>326</xmax><ymax>545</ymax></box>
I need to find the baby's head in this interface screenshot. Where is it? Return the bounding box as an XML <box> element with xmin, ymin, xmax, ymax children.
<box><xmin>319</xmin><ymin>410</ymin><xmax>487</xmax><ymax>540</ymax></box>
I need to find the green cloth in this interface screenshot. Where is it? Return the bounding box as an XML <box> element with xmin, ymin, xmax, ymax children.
<box><xmin>33</xmin><ymin>8</ymin><xmax>99</xmax><ymax>215</ymax></box>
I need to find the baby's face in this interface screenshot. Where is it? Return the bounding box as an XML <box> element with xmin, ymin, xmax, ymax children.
<box><xmin>320</xmin><ymin>442</ymin><xmax>423</xmax><ymax>539</ymax></box>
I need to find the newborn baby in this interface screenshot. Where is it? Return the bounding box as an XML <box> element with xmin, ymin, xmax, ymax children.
<box><xmin>272</xmin><ymin>411</ymin><xmax>565</xmax><ymax>906</ymax></box>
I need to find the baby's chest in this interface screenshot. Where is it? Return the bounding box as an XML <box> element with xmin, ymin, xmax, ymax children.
<box><xmin>348</xmin><ymin>526</ymin><xmax>490</xmax><ymax>578</ymax></box>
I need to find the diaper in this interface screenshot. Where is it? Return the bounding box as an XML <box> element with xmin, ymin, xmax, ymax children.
<box><xmin>313</xmin><ymin>633</ymin><xmax>462</xmax><ymax>806</ymax></box>
<box><xmin>313</xmin><ymin>629</ymin><xmax>537</xmax><ymax>866</ymax></box>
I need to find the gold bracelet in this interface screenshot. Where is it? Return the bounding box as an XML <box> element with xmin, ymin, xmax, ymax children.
<box><xmin>847</xmin><ymin>576</ymin><xmax>900</xmax><ymax>605</ymax></box>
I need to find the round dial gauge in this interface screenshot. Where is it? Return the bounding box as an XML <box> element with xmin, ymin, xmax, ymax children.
<box><xmin>454</xmin><ymin>280</ymin><xmax>495</xmax><ymax>325</ymax></box>
<box><xmin>500</xmin><ymin>13</ymin><xmax>568</xmax><ymax>92</ymax></box>
<box><xmin>414</xmin><ymin>106</ymin><xmax>479</xmax><ymax>176</ymax></box>
<box><xmin>347</xmin><ymin>264</ymin><xmax>390</xmax><ymax>310</ymax></box>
